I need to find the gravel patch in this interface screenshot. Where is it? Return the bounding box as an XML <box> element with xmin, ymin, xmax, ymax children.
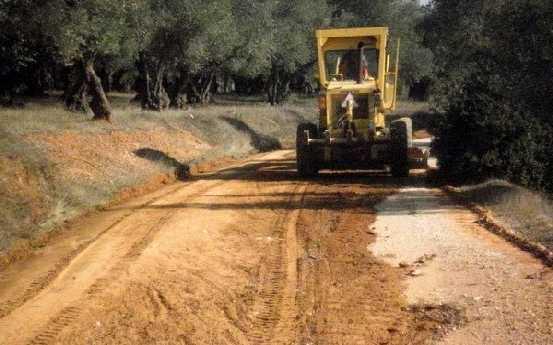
<box><xmin>371</xmin><ymin>188</ymin><xmax>553</xmax><ymax>345</ymax></box>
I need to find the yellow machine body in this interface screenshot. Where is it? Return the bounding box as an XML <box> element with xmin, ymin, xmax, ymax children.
<box><xmin>316</xmin><ymin>27</ymin><xmax>399</xmax><ymax>139</ymax></box>
<box><xmin>295</xmin><ymin>26</ymin><xmax>426</xmax><ymax>178</ymax></box>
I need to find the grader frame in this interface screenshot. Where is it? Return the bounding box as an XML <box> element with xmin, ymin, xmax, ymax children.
<box><xmin>296</xmin><ymin>27</ymin><xmax>428</xmax><ymax>177</ymax></box>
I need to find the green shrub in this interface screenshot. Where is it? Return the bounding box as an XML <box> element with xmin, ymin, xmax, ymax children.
<box><xmin>425</xmin><ymin>0</ymin><xmax>553</xmax><ymax>192</ymax></box>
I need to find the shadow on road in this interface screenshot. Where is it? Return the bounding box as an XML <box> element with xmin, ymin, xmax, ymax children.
<box><xmin>193</xmin><ymin>155</ymin><xmax>434</xmax><ymax>188</ymax></box>
<box><xmin>120</xmin><ymin>151</ymin><xmax>457</xmax><ymax>215</ymax></box>
<box><xmin>220</xmin><ymin>116</ymin><xmax>282</xmax><ymax>152</ymax></box>
<box><xmin>133</xmin><ymin>148</ymin><xmax>190</xmax><ymax>181</ymax></box>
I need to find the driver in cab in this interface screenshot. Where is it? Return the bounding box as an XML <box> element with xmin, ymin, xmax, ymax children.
<box><xmin>338</xmin><ymin>42</ymin><xmax>372</xmax><ymax>82</ymax></box>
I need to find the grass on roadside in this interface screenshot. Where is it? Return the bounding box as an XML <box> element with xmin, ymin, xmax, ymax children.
<box><xmin>456</xmin><ymin>180</ymin><xmax>553</xmax><ymax>251</ymax></box>
<box><xmin>0</xmin><ymin>92</ymin><xmax>318</xmax><ymax>257</ymax></box>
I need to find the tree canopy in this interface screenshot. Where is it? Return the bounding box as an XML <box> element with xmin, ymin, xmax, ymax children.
<box><xmin>0</xmin><ymin>0</ymin><xmax>433</xmax><ymax>114</ymax></box>
<box><xmin>423</xmin><ymin>0</ymin><xmax>553</xmax><ymax>192</ymax></box>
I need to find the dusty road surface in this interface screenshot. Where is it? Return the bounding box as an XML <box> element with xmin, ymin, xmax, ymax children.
<box><xmin>0</xmin><ymin>150</ymin><xmax>551</xmax><ymax>345</ymax></box>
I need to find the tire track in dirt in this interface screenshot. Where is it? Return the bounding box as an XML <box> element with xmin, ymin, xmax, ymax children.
<box><xmin>247</xmin><ymin>184</ymin><xmax>306</xmax><ymax>345</ymax></box>
<box><xmin>27</xmin><ymin>306</ymin><xmax>81</xmax><ymax>345</ymax></box>
<box><xmin>0</xmin><ymin>153</ymin><xmax>275</xmax><ymax>322</ymax></box>
<box><xmin>0</xmin><ymin>179</ymin><xmax>233</xmax><ymax>345</ymax></box>
<box><xmin>299</xmin><ymin>187</ymin><xmax>382</xmax><ymax>345</ymax></box>
<box><xmin>293</xmin><ymin>183</ymin><xmax>452</xmax><ymax>345</ymax></box>
<box><xmin>24</xmin><ymin>212</ymin><xmax>177</xmax><ymax>345</ymax></box>
<box><xmin>8</xmin><ymin>153</ymin><xmax>287</xmax><ymax>345</ymax></box>
<box><xmin>0</xmin><ymin>183</ymin><xmax>186</xmax><ymax>320</ymax></box>
<box><xmin>1</xmin><ymin>152</ymin><xmax>471</xmax><ymax>345</ymax></box>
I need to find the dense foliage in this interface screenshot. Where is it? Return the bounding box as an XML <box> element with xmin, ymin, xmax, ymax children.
<box><xmin>0</xmin><ymin>0</ymin><xmax>432</xmax><ymax>116</ymax></box>
<box><xmin>423</xmin><ymin>0</ymin><xmax>553</xmax><ymax>191</ymax></box>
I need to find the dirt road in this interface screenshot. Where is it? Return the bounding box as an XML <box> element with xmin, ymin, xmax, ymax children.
<box><xmin>0</xmin><ymin>150</ymin><xmax>551</xmax><ymax>345</ymax></box>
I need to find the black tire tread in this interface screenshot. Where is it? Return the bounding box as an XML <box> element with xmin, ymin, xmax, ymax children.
<box><xmin>296</xmin><ymin>123</ymin><xmax>319</xmax><ymax>177</ymax></box>
<box><xmin>390</xmin><ymin>118</ymin><xmax>412</xmax><ymax>178</ymax></box>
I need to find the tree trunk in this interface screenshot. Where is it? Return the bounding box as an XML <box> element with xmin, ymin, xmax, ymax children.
<box><xmin>188</xmin><ymin>70</ymin><xmax>215</xmax><ymax>105</ymax></box>
<box><xmin>135</xmin><ymin>53</ymin><xmax>169</xmax><ymax>111</ymax></box>
<box><xmin>168</xmin><ymin>67</ymin><xmax>188</xmax><ymax>108</ymax></box>
<box><xmin>267</xmin><ymin>64</ymin><xmax>279</xmax><ymax>106</ymax></box>
<box><xmin>152</xmin><ymin>64</ymin><xmax>170</xmax><ymax>110</ymax></box>
<box><xmin>134</xmin><ymin>54</ymin><xmax>151</xmax><ymax>107</ymax></box>
<box><xmin>63</xmin><ymin>60</ymin><xmax>89</xmax><ymax>113</ymax></box>
<box><xmin>63</xmin><ymin>59</ymin><xmax>113</xmax><ymax>121</ymax></box>
<box><xmin>201</xmin><ymin>72</ymin><xmax>214</xmax><ymax>104</ymax></box>
<box><xmin>84</xmin><ymin>61</ymin><xmax>112</xmax><ymax>121</ymax></box>
<box><xmin>277</xmin><ymin>76</ymin><xmax>290</xmax><ymax>104</ymax></box>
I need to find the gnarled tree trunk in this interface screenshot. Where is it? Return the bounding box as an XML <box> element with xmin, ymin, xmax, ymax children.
<box><xmin>85</xmin><ymin>61</ymin><xmax>112</xmax><ymax>121</ymax></box>
<box><xmin>267</xmin><ymin>64</ymin><xmax>281</xmax><ymax>106</ymax></box>
<box><xmin>277</xmin><ymin>76</ymin><xmax>290</xmax><ymax>103</ymax></box>
<box><xmin>63</xmin><ymin>59</ymin><xmax>113</xmax><ymax>121</ymax></box>
<box><xmin>188</xmin><ymin>69</ymin><xmax>215</xmax><ymax>104</ymax></box>
<box><xmin>135</xmin><ymin>53</ymin><xmax>170</xmax><ymax>111</ymax></box>
<box><xmin>64</xmin><ymin>60</ymin><xmax>89</xmax><ymax>113</ymax></box>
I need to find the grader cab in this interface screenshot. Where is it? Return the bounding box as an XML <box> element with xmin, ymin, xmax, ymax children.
<box><xmin>296</xmin><ymin>27</ymin><xmax>428</xmax><ymax>177</ymax></box>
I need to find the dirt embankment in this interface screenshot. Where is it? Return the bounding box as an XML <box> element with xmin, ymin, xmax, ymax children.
<box><xmin>444</xmin><ymin>180</ymin><xmax>553</xmax><ymax>262</ymax></box>
<box><xmin>0</xmin><ymin>95</ymin><xmax>316</xmax><ymax>266</ymax></box>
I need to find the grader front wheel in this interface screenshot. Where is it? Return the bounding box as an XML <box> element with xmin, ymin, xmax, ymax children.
<box><xmin>390</xmin><ymin>118</ymin><xmax>412</xmax><ymax>178</ymax></box>
<box><xmin>296</xmin><ymin>123</ymin><xmax>319</xmax><ymax>177</ymax></box>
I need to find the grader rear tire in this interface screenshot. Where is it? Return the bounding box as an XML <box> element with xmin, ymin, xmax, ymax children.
<box><xmin>390</xmin><ymin>118</ymin><xmax>412</xmax><ymax>178</ymax></box>
<box><xmin>296</xmin><ymin>123</ymin><xmax>319</xmax><ymax>177</ymax></box>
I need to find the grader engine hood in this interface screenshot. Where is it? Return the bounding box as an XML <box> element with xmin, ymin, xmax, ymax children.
<box><xmin>330</xmin><ymin>93</ymin><xmax>370</xmax><ymax>120</ymax></box>
<box><xmin>326</xmin><ymin>91</ymin><xmax>373</xmax><ymax>137</ymax></box>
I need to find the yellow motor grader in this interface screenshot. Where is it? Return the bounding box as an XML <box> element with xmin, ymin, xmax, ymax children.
<box><xmin>296</xmin><ymin>27</ymin><xmax>428</xmax><ymax>177</ymax></box>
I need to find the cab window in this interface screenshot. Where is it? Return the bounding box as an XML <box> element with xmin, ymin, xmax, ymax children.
<box><xmin>325</xmin><ymin>48</ymin><xmax>378</xmax><ymax>82</ymax></box>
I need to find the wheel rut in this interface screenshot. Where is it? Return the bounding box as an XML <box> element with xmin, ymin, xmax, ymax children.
<box><xmin>0</xmin><ymin>182</ymin><xmax>186</xmax><ymax>320</ymax></box>
<box><xmin>0</xmin><ymin>151</ymin><xmax>487</xmax><ymax>345</ymax></box>
<box><xmin>0</xmin><ymin>179</ymin><xmax>230</xmax><ymax>345</ymax></box>
<box><xmin>24</xmin><ymin>212</ymin><xmax>177</xmax><ymax>345</ymax></box>
<box><xmin>247</xmin><ymin>184</ymin><xmax>306</xmax><ymax>345</ymax></box>
<box><xmin>0</xmin><ymin>153</ymin><xmax>273</xmax><ymax>322</ymax></box>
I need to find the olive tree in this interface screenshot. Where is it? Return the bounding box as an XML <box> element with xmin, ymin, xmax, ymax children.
<box><xmin>135</xmin><ymin>0</ymin><xmax>239</xmax><ymax>109</ymax></box>
<box><xmin>43</xmin><ymin>0</ymin><xmax>145</xmax><ymax>121</ymax></box>
<box><xmin>265</xmin><ymin>0</ymin><xmax>330</xmax><ymax>105</ymax></box>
